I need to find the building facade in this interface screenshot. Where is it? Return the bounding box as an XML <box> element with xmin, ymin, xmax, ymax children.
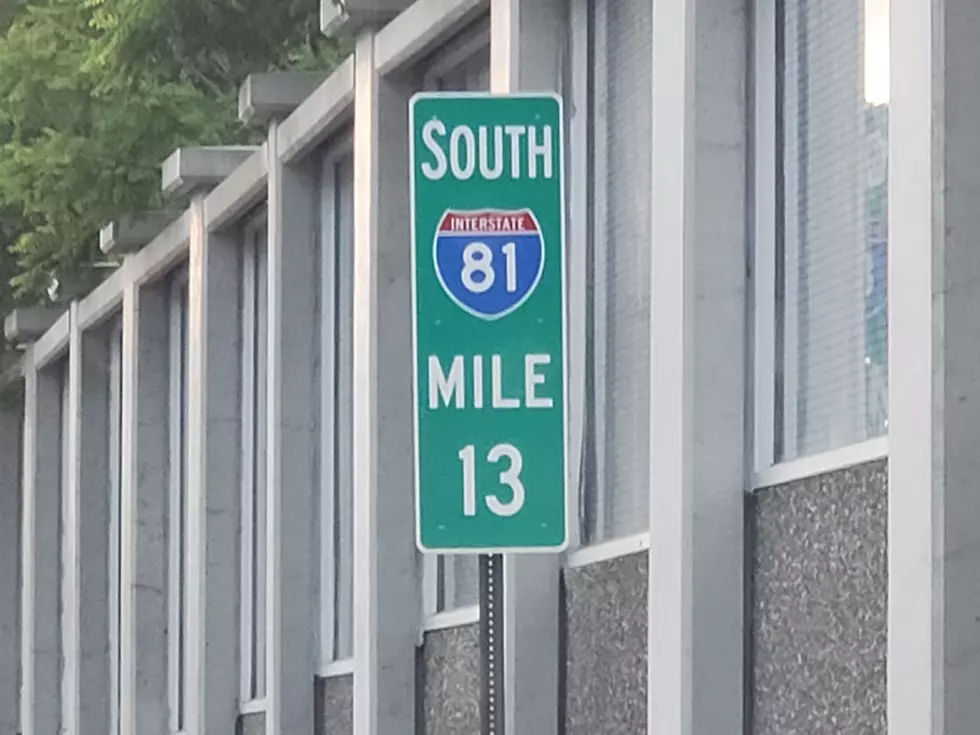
<box><xmin>0</xmin><ymin>0</ymin><xmax>976</xmax><ymax>732</ymax></box>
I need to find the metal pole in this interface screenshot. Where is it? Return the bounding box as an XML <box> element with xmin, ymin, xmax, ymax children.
<box><xmin>479</xmin><ymin>553</ymin><xmax>505</xmax><ymax>735</ymax></box>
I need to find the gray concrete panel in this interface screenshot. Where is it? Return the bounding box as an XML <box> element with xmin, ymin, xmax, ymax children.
<box><xmin>350</xmin><ymin>32</ymin><xmax>420</xmax><ymax>735</ymax></box>
<box><xmin>751</xmin><ymin>460</ymin><xmax>887</xmax><ymax>735</ymax></box>
<box><xmin>75</xmin><ymin>327</ymin><xmax>111</xmax><ymax>735</ymax></box>
<box><xmin>185</xmin><ymin>199</ymin><xmax>242</xmax><ymax>735</ymax></box>
<box><xmin>21</xmin><ymin>359</ymin><xmax>62</xmax><ymax>735</ymax></box>
<box><xmin>265</xmin><ymin>134</ymin><xmax>318</xmax><ymax>735</ymax></box>
<box><xmin>422</xmin><ymin>625</ymin><xmax>480</xmax><ymax>735</ymax></box>
<box><xmin>564</xmin><ymin>553</ymin><xmax>647</xmax><ymax>735</ymax></box>
<box><xmin>0</xmin><ymin>409</ymin><xmax>22</xmax><ymax>735</ymax></box>
<box><xmin>120</xmin><ymin>283</ymin><xmax>170</xmax><ymax>735</ymax></box>
<box><xmin>317</xmin><ymin>675</ymin><xmax>353</xmax><ymax>735</ymax></box>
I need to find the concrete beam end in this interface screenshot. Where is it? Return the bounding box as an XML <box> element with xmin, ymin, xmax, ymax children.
<box><xmin>321</xmin><ymin>0</ymin><xmax>410</xmax><ymax>38</ymax></box>
<box><xmin>161</xmin><ymin>146</ymin><xmax>258</xmax><ymax>198</ymax></box>
<box><xmin>238</xmin><ymin>73</ymin><xmax>329</xmax><ymax>125</ymax></box>
<box><xmin>99</xmin><ymin>212</ymin><xmax>181</xmax><ymax>255</ymax></box>
<box><xmin>3</xmin><ymin>307</ymin><xmax>63</xmax><ymax>344</ymax></box>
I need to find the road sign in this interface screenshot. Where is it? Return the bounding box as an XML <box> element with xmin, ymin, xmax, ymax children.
<box><xmin>409</xmin><ymin>92</ymin><xmax>568</xmax><ymax>553</ymax></box>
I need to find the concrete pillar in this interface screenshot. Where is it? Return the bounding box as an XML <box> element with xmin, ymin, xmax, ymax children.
<box><xmin>20</xmin><ymin>350</ymin><xmax>63</xmax><ymax>735</ymax></box>
<box><xmin>264</xmin><ymin>127</ymin><xmax>318</xmax><ymax>735</ymax></box>
<box><xmin>888</xmin><ymin>0</ymin><xmax>980</xmax><ymax>732</ymax></box>
<box><xmin>489</xmin><ymin>2</ymin><xmax>564</xmax><ymax>731</ymax></box>
<box><xmin>185</xmin><ymin>196</ymin><xmax>242</xmax><ymax>735</ymax></box>
<box><xmin>0</xmin><ymin>404</ymin><xmax>22</xmax><ymax>735</ymax></box>
<box><xmin>351</xmin><ymin>29</ymin><xmax>420</xmax><ymax>735</ymax></box>
<box><xmin>64</xmin><ymin>308</ymin><xmax>112</xmax><ymax>735</ymax></box>
<box><xmin>119</xmin><ymin>283</ymin><xmax>169</xmax><ymax>735</ymax></box>
<box><xmin>646</xmin><ymin>0</ymin><xmax>748</xmax><ymax>730</ymax></box>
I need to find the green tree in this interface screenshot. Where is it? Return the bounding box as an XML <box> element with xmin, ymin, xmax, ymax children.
<box><xmin>0</xmin><ymin>0</ymin><xmax>345</xmax><ymax>307</ymax></box>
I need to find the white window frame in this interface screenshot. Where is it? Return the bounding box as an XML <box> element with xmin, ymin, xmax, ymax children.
<box><xmin>318</xmin><ymin>137</ymin><xmax>356</xmax><ymax>675</ymax></box>
<box><xmin>239</xmin><ymin>211</ymin><xmax>268</xmax><ymax>709</ymax></box>
<box><xmin>419</xmin><ymin>23</ymin><xmax>490</xmax><ymax>628</ymax></box>
<box><xmin>751</xmin><ymin>0</ymin><xmax>889</xmax><ymax>489</ymax></box>
<box><xmin>167</xmin><ymin>269</ymin><xmax>188</xmax><ymax>735</ymax></box>
<box><xmin>108</xmin><ymin>319</ymin><xmax>123</xmax><ymax>735</ymax></box>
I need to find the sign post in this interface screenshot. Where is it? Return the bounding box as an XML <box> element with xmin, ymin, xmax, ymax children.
<box><xmin>409</xmin><ymin>91</ymin><xmax>567</xmax><ymax>735</ymax></box>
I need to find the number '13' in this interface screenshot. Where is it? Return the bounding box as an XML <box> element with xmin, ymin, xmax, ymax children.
<box><xmin>458</xmin><ymin>443</ymin><xmax>525</xmax><ymax>517</ymax></box>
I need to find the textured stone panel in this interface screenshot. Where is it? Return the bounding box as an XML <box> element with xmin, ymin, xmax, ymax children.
<box><xmin>564</xmin><ymin>551</ymin><xmax>647</xmax><ymax>735</ymax></box>
<box><xmin>751</xmin><ymin>459</ymin><xmax>887</xmax><ymax>735</ymax></box>
<box><xmin>317</xmin><ymin>674</ymin><xmax>353</xmax><ymax>735</ymax></box>
<box><xmin>423</xmin><ymin>623</ymin><xmax>481</xmax><ymax>735</ymax></box>
<box><xmin>238</xmin><ymin>711</ymin><xmax>264</xmax><ymax>735</ymax></box>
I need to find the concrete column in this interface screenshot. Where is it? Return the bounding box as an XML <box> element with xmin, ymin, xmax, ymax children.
<box><xmin>119</xmin><ymin>283</ymin><xmax>169</xmax><ymax>735</ymax></box>
<box><xmin>20</xmin><ymin>350</ymin><xmax>63</xmax><ymax>735</ymax></box>
<box><xmin>0</xmin><ymin>404</ymin><xmax>22</xmax><ymax>735</ymax></box>
<box><xmin>64</xmin><ymin>309</ymin><xmax>112</xmax><ymax>735</ymax></box>
<box><xmin>265</xmin><ymin>127</ymin><xmax>318</xmax><ymax>735</ymax></box>
<box><xmin>489</xmin><ymin>2</ymin><xmax>564</xmax><ymax>731</ymax></box>
<box><xmin>888</xmin><ymin>0</ymin><xmax>980</xmax><ymax>732</ymax></box>
<box><xmin>647</xmin><ymin>0</ymin><xmax>747</xmax><ymax>732</ymax></box>
<box><xmin>185</xmin><ymin>196</ymin><xmax>242</xmax><ymax>735</ymax></box>
<box><xmin>351</xmin><ymin>30</ymin><xmax>420</xmax><ymax>735</ymax></box>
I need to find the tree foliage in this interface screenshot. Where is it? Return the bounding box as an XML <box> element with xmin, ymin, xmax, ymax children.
<box><xmin>0</xmin><ymin>0</ymin><xmax>346</xmax><ymax>309</ymax></box>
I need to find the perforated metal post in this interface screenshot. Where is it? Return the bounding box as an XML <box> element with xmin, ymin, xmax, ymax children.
<box><xmin>480</xmin><ymin>553</ymin><xmax>505</xmax><ymax>735</ymax></box>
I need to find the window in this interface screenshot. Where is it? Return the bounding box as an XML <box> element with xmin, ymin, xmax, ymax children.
<box><xmin>319</xmin><ymin>148</ymin><xmax>354</xmax><ymax>667</ymax></box>
<box><xmin>755</xmin><ymin>0</ymin><xmax>889</xmax><ymax>468</ymax></box>
<box><xmin>108</xmin><ymin>320</ymin><xmax>123</xmax><ymax>735</ymax></box>
<box><xmin>168</xmin><ymin>272</ymin><xmax>189</xmax><ymax>733</ymax></box>
<box><xmin>240</xmin><ymin>216</ymin><xmax>268</xmax><ymax>704</ymax></box>
<box><xmin>420</xmin><ymin>32</ymin><xmax>489</xmax><ymax>617</ymax></box>
<box><xmin>579</xmin><ymin>0</ymin><xmax>653</xmax><ymax>545</ymax></box>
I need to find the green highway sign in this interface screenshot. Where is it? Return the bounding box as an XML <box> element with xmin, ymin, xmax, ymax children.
<box><xmin>409</xmin><ymin>92</ymin><xmax>568</xmax><ymax>554</ymax></box>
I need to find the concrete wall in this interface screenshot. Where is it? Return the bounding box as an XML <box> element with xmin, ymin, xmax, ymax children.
<box><xmin>421</xmin><ymin>624</ymin><xmax>480</xmax><ymax>735</ymax></box>
<box><xmin>564</xmin><ymin>552</ymin><xmax>647</xmax><ymax>735</ymax></box>
<box><xmin>0</xmin><ymin>408</ymin><xmax>22</xmax><ymax>735</ymax></box>
<box><xmin>750</xmin><ymin>459</ymin><xmax>887</xmax><ymax>735</ymax></box>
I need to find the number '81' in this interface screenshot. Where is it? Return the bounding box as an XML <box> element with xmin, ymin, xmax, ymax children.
<box><xmin>460</xmin><ymin>241</ymin><xmax>518</xmax><ymax>294</ymax></box>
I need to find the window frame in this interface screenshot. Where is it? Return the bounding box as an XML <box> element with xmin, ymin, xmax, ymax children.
<box><xmin>239</xmin><ymin>210</ymin><xmax>269</xmax><ymax>708</ymax></box>
<box><xmin>318</xmin><ymin>136</ymin><xmax>355</xmax><ymax>673</ymax></box>
<box><xmin>751</xmin><ymin>0</ymin><xmax>889</xmax><ymax>488</ymax></box>
<box><xmin>167</xmin><ymin>268</ymin><xmax>189</xmax><ymax>735</ymax></box>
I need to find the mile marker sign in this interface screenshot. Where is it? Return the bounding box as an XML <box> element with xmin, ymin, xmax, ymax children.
<box><xmin>409</xmin><ymin>92</ymin><xmax>568</xmax><ymax>554</ymax></box>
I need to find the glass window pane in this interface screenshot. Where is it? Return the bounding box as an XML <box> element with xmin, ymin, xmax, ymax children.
<box><xmin>108</xmin><ymin>322</ymin><xmax>123</xmax><ymax>735</ymax></box>
<box><xmin>253</xmin><ymin>229</ymin><xmax>268</xmax><ymax>697</ymax></box>
<box><xmin>584</xmin><ymin>0</ymin><xmax>653</xmax><ymax>543</ymax></box>
<box><xmin>334</xmin><ymin>154</ymin><xmax>354</xmax><ymax>661</ymax></box>
<box><xmin>776</xmin><ymin>0</ymin><xmax>889</xmax><ymax>460</ymax></box>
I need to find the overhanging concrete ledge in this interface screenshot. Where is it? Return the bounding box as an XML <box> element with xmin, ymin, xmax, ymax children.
<box><xmin>99</xmin><ymin>212</ymin><xmax>181</xmax><ymax>255</ymax></box>
<box><xmin>161</xmin><ymin>146</ymin><xmax>258</xmax><ymax>199</ymax></box>
<box><xmin>3</xmin><ymin>308</ymin><xmax>63</xmax><ymax>344</ymax></box>
<box><xmin>321</xmin><ymin>0</ymin><xmax>412</xmax><ymax>38</ymax></box>
<box><xmin>238</xmin><ymin>73</ymin><xmax>329</xmax><ymax>125</ymax></box>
